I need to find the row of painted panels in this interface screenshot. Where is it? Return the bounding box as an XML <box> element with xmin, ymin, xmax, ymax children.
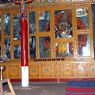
<box><xmin>5</xmin><ymin>62</ymin><xmax>95</xmax><ymax>79</ymax></box>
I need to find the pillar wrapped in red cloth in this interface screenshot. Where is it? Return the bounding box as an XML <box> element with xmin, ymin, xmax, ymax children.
<box><xmin>20</xmin><ymin>17</ymin><xmax>28</xmax><ymax>66</ymax></box>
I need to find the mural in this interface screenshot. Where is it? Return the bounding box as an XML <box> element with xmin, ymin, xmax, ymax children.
<box><xmin>4</xmin><ymin>14</ymin><xmax>10</xmax><ymax>36</ymax></box>
<box><xmin>78</xmin><ymin>34</ymin><xmax>90</xmax><ymax>56</ymax></box>
<box><xmin>0</xmin><ymin>45</ymin><xmax>1</xmax><ymax>58</ymax></box>
<box><xmin>0</xmin><ymin>16</ymin><xmax>2</xmax><ymax>41</ymax></box>
<box><xmin>0</xmin><ymin>30</ymin><xmax>1</xmax><ymax>41</ymax></box>
<box><xmin>4</xmin><ymin>38</ymin><xmax>10</xmax><ymax>60</ymax></box>
<box><xmin>0</xmin><ymin>0</ymin><xmax>92</xmax><ymax>5</ymax></box>
<box><xmin>14</xmin><ymin>45</ymin><xmax>21</xmax><ymax>59</ymax></box>
<box><xmin>40</xmin><ymin>37</ymin><xmax>51</xmax><ymax>58</ymax></box>
<box><xmin>55</xmin><ymin>9</ymin><xmax>72</xmax><ymax>38</ymax></box>
<box><xmin>0</xmin><ymin>0</ymin><xmax>13</xmax><ymax>3</ymax></box>
<box><xmin>29</xmin><ymin>11</ymin><xmax>36</xmax><ymax>34</ymax></box>
<box><xmin>55</xmin><ymin>42</ymin><xmax>73</xmax><ymax>57</ymax></box>
<box><xmin>13</xmin><ymin>14</ymin><xmax>21</xmax><ymax>40</ymax></box>
<box><xmin>39</xmin><ymin>11</ymin><xmax>50</xmax><ymax>32</ymax></box>
<box><xmin>76</xmin><ymin>8</ymin><xmax>89</xmax><ymax>30</ymax></box>
<box><xmin>92</xmin><ymin>4</ymin><xmax>95</xmax><ymax>58</ymax></box>
<box><xmin>30</xmin><ymin>36</ymin><xmax>36</xmax><ymax>59</ymax></box>
<box><xmin>34</xmin><ymin>0</ymin><xmax>85</xmax><ymax>3</ymax></box>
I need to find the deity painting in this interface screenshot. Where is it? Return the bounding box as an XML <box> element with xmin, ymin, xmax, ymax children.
<box><xmin>30</xmin><ymin>36</ymin><xmax>36</xmax><ymax>59</ymax></box>
<box><xmin>76</xmin><ymin>8</ymin><xmax>89</xmax><ymax>30</ymax></box>
<box><xmin>0</xmin><ymin>45</ymin><xmax>1</xmax><ymax>57</ymax></box>
<box><xmin>78</xmin><ymin>34</ymin><xmax>90</xmax><ymax>56</ymax></box>
<box><xmin>40</xmin><ymin>37</ymin><xmax>51</xmax><ymax>58</ymax></box>
<box><xmin>39</xmin><ymin>11</ymin><xmax>50</xmax><ymax>32</ymax></box>
<box><xmin>55</xmin><ymin>42</ymin><xmax>73</xmax><ymax>57</ymax></box>
<box><xmin>55</xmin><ymin>9</ymin><xmax>72</xmax><ymax>38</ymax></box>
<box><xmin>0</xmin><ymin>30</ymin><xmax>1</xmax><ymax>41</ymax></box>
<box><xmin>92</xmin><ymin>4</ymin><xmax>95</xmax><ymax>57</ymax></box>
<box><xmin>13</xmin><ymin>14</ymin><xmax>21</xmax><ymax>40</ymax></box>
<box><xmin>14</xmin><ymin>45</ymin><xmax>21</xmax><ymax>59</ymax></box>
<box><xmin>0</xmin><ymin>16</ymin><xmax>1</xmax><ymax>41</ymax></box>
<box><xmin>4</xmin><ymin>14</ymin><xmax>10</xmax><ymax>35</ymax></box>
<box><xmin>4</xmin><ymin>38</ymin><xmax>10</xmax><ymax>60</ymax></box>
<box><xmin>29</xmin><ymin>11</ymin><xmax>36</xmax><ymax>34</ymax></box>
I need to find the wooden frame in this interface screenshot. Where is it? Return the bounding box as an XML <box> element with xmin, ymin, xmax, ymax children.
<box><xmin>0</xmin><ymin>79</ymin><xmax>16</xmax><ymax>95</ymax></box>
<box><xmin>0</xmin><ymin>2</ymin><xmax>95</xmax><ymax>80</ymax></box>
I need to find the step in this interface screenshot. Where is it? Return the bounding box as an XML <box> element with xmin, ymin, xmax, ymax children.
<box><xmin>67</xmin><ymin>87</ymin><xmax>95</xmax><ymax>92</ymax></box>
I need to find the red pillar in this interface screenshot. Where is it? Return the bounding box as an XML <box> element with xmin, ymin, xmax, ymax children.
<box><xmin>20</xmin><ymin>17</ymin><xmax>28</xmax><ymax>66</ymax></box>
<box><xmin>20</xmin><ymin>16</ymin><xmax>29</xmax><ymax>87</ymax></box>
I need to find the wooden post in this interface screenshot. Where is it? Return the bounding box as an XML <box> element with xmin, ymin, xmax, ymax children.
<box><xmin>20</xmin><ymin>0</ymin><xmax>29</xmax><ymax>87</ymax></box>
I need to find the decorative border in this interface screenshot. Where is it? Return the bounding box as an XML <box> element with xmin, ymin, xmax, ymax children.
<box><xmin>32</xmin><ymin>0</ymin><xmax>95</xmax><ymax>5</ymax></box>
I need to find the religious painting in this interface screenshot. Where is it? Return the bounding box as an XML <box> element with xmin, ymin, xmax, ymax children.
<box><xmin>14</xmin><ymin>45</ymin><xmax>21</xmax><ymax>59</ymax></box>
<box><xmin>92</xmin><ymin>4</ymin><xmax>95</xmax><ymax>58</ymax></box>
<box><xmin>78</xmin><ymin>34</ymin><xmax>90</xmax><ymax>56</ymax></box>
<box><xmin>39</xmin><ymin>11</ymin><xmax>50</xmax><ymax>32</ymax></box>
<box><xmin>40</xmin><ymin>37</ymin><xmax>51</xmax><ymax>58</ymax></box>
<box><xmin>30</xmin><ymin>36</ymin><xmax>36</xmax><ymax>59</ymax></box>
<box><xmin>55</xmin><ymin>9</ymin><xmax>72</xmax><ymax>38</ymax></box>
<box><xmin>0</xmin><ymin>30</ymin><xmax>1</xmax><ymax>41</ymax></box>
<box><xmin>4</xmin><ymin>14</ymin><xmax>10</xmax><ymax>35</ymax></box>
<box><xmin>29</xmin><ymin>11</ymin><xmax>36</xmax><ymax>34</ymax></box>
<box><xmin>0</xmin><ymin>16</ymin><xmax>1</xmax><ymax>41</ymax></box>
<box><xmin>13</xmin><ymin>14</ymin><xmax>21</xmax><ymax>40</ymax></box>
<box><xmin>76</xmin><ymin>8</ymin><xmax>89</xmax><ymax>30</ymax></box>
<box><xmin>4</xmin><ymin>38</ymin><xmax>10</xmax><ymax>60</ymax></box>
<box><xmin>47</xmin><ymin>0</ymin><xmax>54</xmax><ymax>2</ymax></box>
<box><xmin>0</xmin><ymin>45</ymin><xmax>1</xmax><ymax>57</ymax></box>
<box><xmin>55</xmin><ymin>42</ymin><xmax>73</xmax><ymax>57</ymax></box>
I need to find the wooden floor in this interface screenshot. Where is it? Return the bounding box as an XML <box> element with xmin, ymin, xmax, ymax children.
<box><xmin>12</xmin><ymin>82</ymin><xmax>67</xmax><ymax>95</ymax></box>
